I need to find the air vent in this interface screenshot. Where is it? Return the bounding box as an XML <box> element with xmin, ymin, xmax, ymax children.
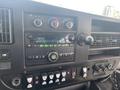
<box><xmin>91</xmin><ymin>33</ymin><xmax>120</xmax><ymax>48</ymax></box>
<box><xmin>0</xmin><ymin>8</ymin><xmax>13</xmax><ymax>44</ymax></box>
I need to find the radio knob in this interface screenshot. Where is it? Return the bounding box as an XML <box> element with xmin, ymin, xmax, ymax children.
<box><xmin>50</xmin><ymin>18</ymin><xmax>59</xmax><ymax>29</ymax></box>
<box><xmin>48</xmin><ymin>52</ymin><xmax>59</xmax><ymax>62</ymax></box>
<box><xmin>68</xmin><ymin>34</ymin><xmax>75</xmax><ymax>42</ymax></box>
<box><xmin>33</xmin><ymin>18</ymin><xmax>43</xmax><ymax>27</ymax></box>
<box><xmin>65</xmin><ymin>21</ymin><xmax>74</xmax><ymax>29</ymax></box>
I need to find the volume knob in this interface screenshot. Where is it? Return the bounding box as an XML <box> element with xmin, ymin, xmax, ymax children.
<box><xmin>48</xmin><ymin>52</ymin><xmax>59</xmax><ymax>62</ymax></box>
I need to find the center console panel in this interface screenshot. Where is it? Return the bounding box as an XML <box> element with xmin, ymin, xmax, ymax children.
<box><xmin>0</xmin><ymin>1</ymin><xmax>120</xmax><ymax>90</ymax></box>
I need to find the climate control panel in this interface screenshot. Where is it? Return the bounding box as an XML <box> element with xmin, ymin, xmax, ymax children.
<box><xmin>24</xmin><ymin>13</ymin><xmax>76</xmax><ymax>31</ymax></box>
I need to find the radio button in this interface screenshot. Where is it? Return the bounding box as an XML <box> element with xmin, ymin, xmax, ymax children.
<box><xmin>48</xmin><ymin>52</ymin><xmax>59</xmax><ymax>62</ymax></box>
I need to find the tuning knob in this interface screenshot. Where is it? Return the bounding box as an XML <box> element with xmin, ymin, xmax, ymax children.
<box><xmin>48</xmin><ymin>52</ymin><xmax>59</xmax><ymax>62</ymax></box>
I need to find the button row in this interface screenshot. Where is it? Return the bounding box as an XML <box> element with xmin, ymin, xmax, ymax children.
<box><xmin>26</xmin><ymin>71</ymin><xmax>67</xmax><ymax>89</ymax></box>
<box><xmin>27</xmin><ymin>52</ymin><xmax>74</xmax><ymax>60</ymax></box>
<box><xmin>27</xmin><ymin>44</ymin><xmax>73</xmax><ymax>48</ymax></box>
<box><xmin>27</xmin><ymin>55</ymin><xmax>45</xmax><ymax>60</ymax></box>
<box><xmin>59</xmin><ymin>52</ymin><xmax>74</xmax><ymax>57</ymax></box>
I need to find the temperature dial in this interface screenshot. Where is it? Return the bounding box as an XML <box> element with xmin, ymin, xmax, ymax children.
<box><xmin>65</xmin><ymin>21</ymin><xmax>74</xmax><ymax>29</ymax></box>
<box><xmin>50</xmin><ymin>18</ymin><xmax>59</xmax><ymax>29</ymax></box>
<box><xmin>48</xmin><ymin>52</ymin><xmax>59</xmax><ymax>62</ymax></box>
<box><xmin>33</xmin><ymin>18</ymin><xmax>43</xmax><ymax>27</ymax></box>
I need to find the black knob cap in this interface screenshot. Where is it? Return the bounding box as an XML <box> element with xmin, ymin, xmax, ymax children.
<box><xmin>68</xmin><ymin>34</ymin><xmax>75</xmax><ymax>42</ymax></box>
<box><xmin>77</xmin><ymin>33</ymin><xmax>85</xmax><ymax>45</ymax></box>
<box><xmin>77</xmin><ymin>34</ymin><xmax>94</xmax><ymax>45</ymax></box>
<box><xmin>65</xmin><ymin>21</ymin><xmax>74</xmax><ymax>29</ymax></box>
<box><xmin>85</xmin><ymin>36</ymin><xmax>94</xmax><ymax>45</ymax></box>
<box><xmin>48</xmin><ymin>52</ymin><xmax>59</xmax><ymax>62</ymax></box>
<box><xmin>50</xmin><ymin>18</ymin><xmax>59</xmax><ymax>29</ymax></box>
<box><xmin>33</xmin><ymin>18</ymin><xmax>43</xmax><ymax>27</ymax></box>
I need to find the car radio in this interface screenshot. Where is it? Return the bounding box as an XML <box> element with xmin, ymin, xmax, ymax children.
<box><xmin>0</xmin><ymin>1</ymin><xmax>120</xmax><ymax>90</ymax></box>
<box><xmin>24</xmin><ymin>13</ymin><xmax>77</xmax><ymax>66</ymax></box>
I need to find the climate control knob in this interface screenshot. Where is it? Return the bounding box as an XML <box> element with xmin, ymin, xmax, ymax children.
<box><xmin>65</xmin><ymin>21</ymin><xmax>74</xmax><ymax>29</ymax></box>
<box><xmin>50</xmin><ymin>18</ymin><xmax>59</xmax><ymax>29</ymax></box>
<box><xmin>48</xmin><ymin>52</ymin><xmax>59</xmax><ymax>62</ymax></box>
<box><xmin>33</xmin><ymin>18</ymin><xmax>43</xmax><ymax>27</ymax></box>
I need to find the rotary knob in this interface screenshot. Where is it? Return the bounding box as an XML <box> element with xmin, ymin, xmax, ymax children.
<box><xmin>65</xmin><ymin>21</ymin><xmax>74</xmax><ymax>29</ymax></box>
<box><xmin>85</xmin><ymin>36</ymin><xmax>94</xmax><ymax>45</ymax></box>
<box><xmin>48</xmin><ymin>52</ymin><xmax>59</xmax><ymax>62</ymax></box>
<box><xmin>33</xmin><ymin>18</ymin><xmax>43</xmax><ymax>27</ymax></box>
<box><xmin>50</xmin><ymin>18</ymin><xmax>59</xmax><ymax>29</ymax></box>
<box><xmin>68</xmin><ymin>34</ymin><xmax>75</xmax><ymax>42</ymax></box>
<box><xmin>77</xmin><ymin>33</ymin><xmax>94</xmax><ymax>45</ymax></box>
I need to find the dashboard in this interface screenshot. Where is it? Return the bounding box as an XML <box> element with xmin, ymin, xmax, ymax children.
<box><xmin>0</xmin><ymin>1</ymin><xmax>120</xmax><ymax>90</ymax></box>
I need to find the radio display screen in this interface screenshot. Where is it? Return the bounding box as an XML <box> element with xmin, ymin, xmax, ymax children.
<box><xmin>31</xmin><ymin>33</ymin><xmax>72</xmax><ymax>44</ymax></box>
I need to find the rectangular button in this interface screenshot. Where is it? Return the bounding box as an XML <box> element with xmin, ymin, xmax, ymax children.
<box><xmin>0</xmin><ymin>62</ymin><xmax>11</xmax><ymax>70</ymax></box>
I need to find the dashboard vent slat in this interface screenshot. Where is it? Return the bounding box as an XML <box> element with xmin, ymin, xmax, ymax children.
<box><xmin>91</xmin><ymin>33</ymin><xmax>120</xmax><ymax>48</ymax></box>
<box><xmin>0</xmin><ymin>8</ymin><xmax>13</xmax><ymax>44</ymax></box>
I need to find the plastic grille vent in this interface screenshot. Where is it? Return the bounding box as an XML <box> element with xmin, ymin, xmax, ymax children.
<box><xmin>91</xmin><ymin>33</ymin><xmax>120</xmax><ymax>48</ymax></box>
<box><xmin>0</xmin><ymin>8</ymin><xmax>12</xmax><ymax>44</ymax></box>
